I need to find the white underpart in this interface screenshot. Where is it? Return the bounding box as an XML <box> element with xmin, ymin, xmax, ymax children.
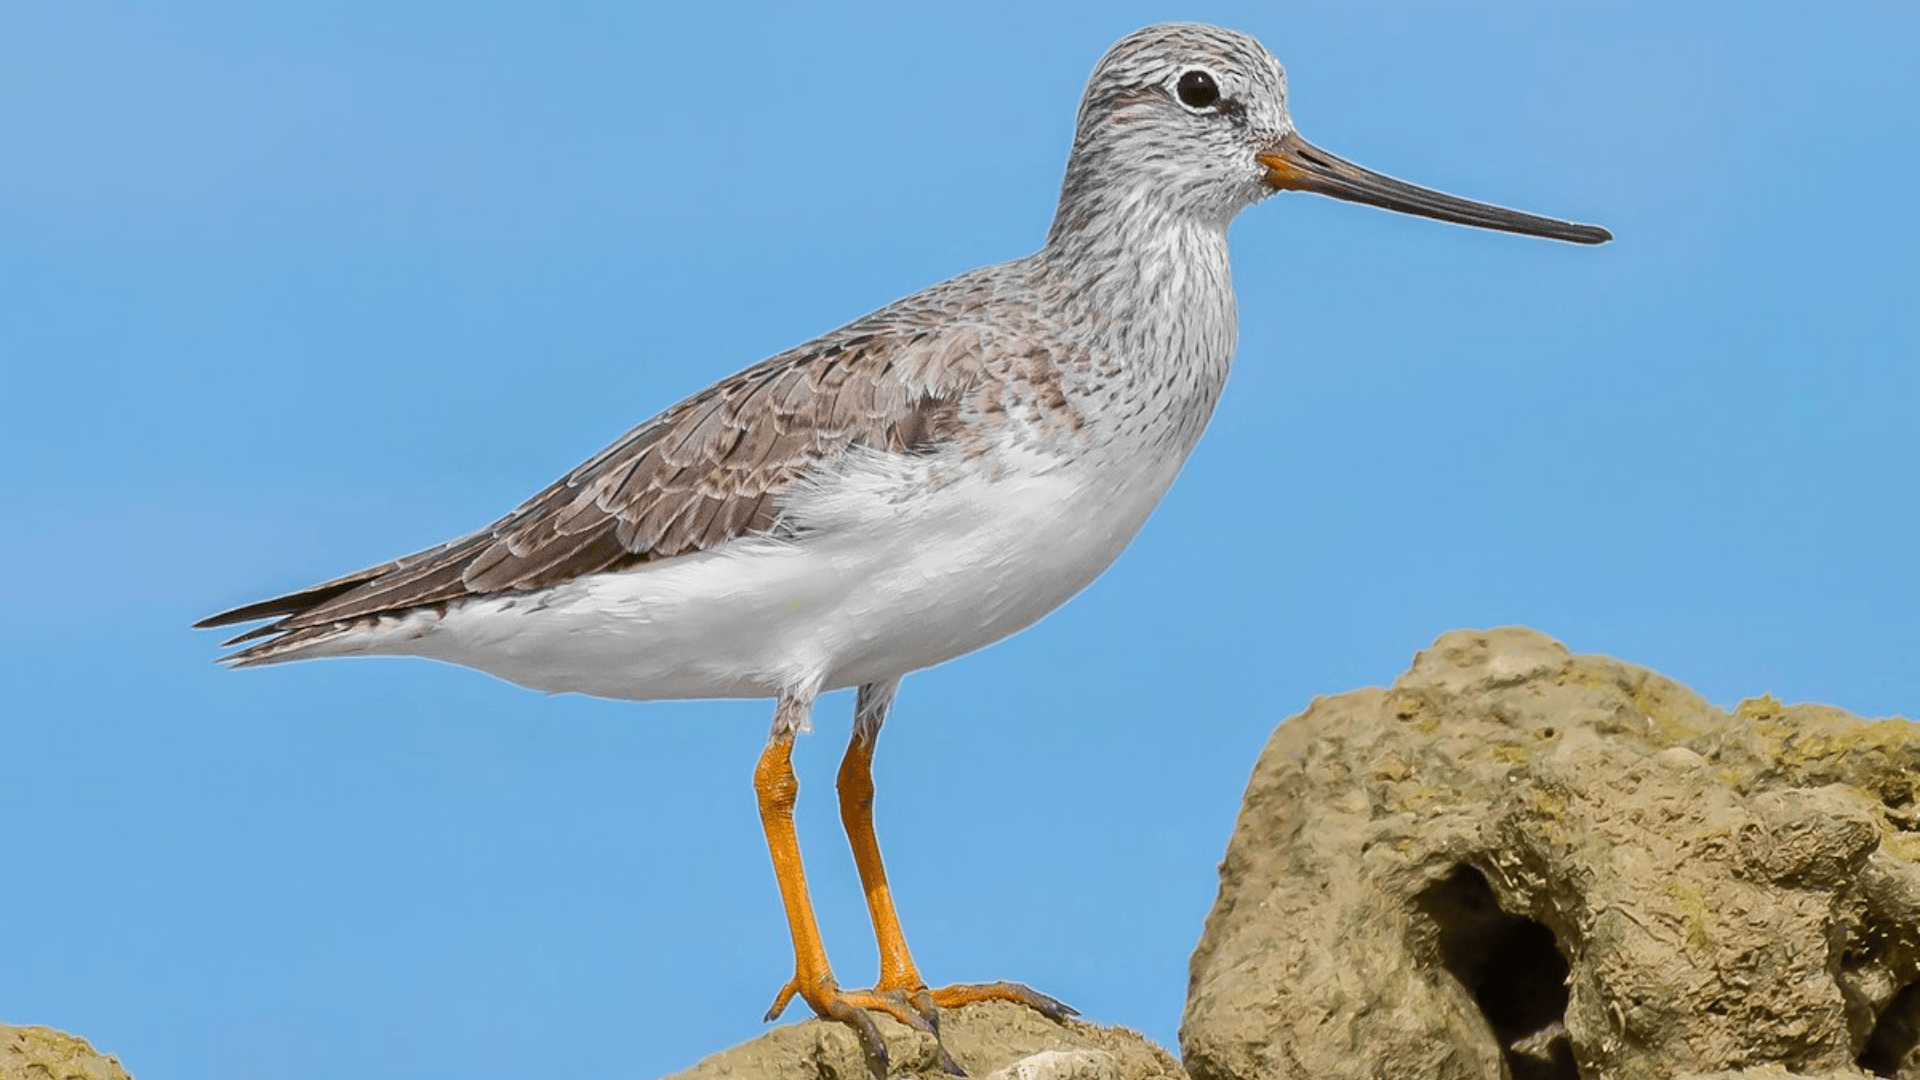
<box><xmin>305</xmin><ymin>440</ymin><xmax>1187</xmax><ymax>704</ymax></box>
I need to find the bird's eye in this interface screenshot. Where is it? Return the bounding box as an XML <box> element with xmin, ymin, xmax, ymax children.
<box><xmin>1176</xmin><ymin>69</ymin><xmax>1220</xmax><ymax>110</ymax></box>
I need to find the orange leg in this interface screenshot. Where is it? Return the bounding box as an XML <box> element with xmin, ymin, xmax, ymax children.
<box><xmin>836</xmin><ymin>682</ymin><xmax>1076</xmax><ymax>1025</ymax></box>
<box><xmin>838</xmin><ymin>723</ymin><xmax>923</xmax><ymax>993</ymax></box>
<box><xmin>756</xmin><ymin>687</ymin><xmax>1072</xmax><ymax>1074</ymax></box>
<box><xmin>754</xmin><ymin>728</ymin><xmax>840</xmax><ymax>1018</ymax></box>
<box><xmin>754</xmin><ymin>694</ymin><xmax>929</xmax><ymax>1071</ymax></box>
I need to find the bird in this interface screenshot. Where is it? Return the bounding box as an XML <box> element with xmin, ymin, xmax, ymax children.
<box><xmin>196</xmin><ymin>21</ymin><xmax>1609</xmax><ymax>1072</ymax></box>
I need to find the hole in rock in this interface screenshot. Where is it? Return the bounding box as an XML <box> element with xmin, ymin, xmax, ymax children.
<box><xmin>1859</xmin><ymin>976</ymin><xmax>1920</xmax><ymax>1078</ymax></box>
<box><xmin>1415</xmin><ymin>865</ymin><xmax>1577</xmax><ymax>1080</ymax></box>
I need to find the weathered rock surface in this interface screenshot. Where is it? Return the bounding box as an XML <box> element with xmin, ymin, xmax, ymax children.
<box><xmin>665</xmin><ymin>1000</ymin><xmax>1184</xmax><ymax>1079</ymax></box>
<box><xmin>0</xmin><ymin>1026</ymin><xmax>133</xmax><ymax>1080</ymax></box>
<box><xmin>1183</xmin><ymin>628</ymin><xmax>1920</xmax><ymax>1080</ymax></box>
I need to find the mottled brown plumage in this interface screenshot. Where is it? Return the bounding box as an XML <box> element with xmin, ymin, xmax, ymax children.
<box><xmin>195</xmin><ymin>276</ymin><xmax>1091</xmax><ymax>661</ymax></box>
<box><xmin>204</xmin><ymin>346</ymin><xmax>927</xmax><ymax>642</ymax></box>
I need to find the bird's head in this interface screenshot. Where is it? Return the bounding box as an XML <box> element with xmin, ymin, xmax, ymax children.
<box><xmin>1056</xmin><ymin>23</ymin><xmax>1610</xmax><ymax>244</ymax></box>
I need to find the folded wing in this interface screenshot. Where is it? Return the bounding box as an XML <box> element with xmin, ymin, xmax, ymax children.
<box><xmin>197</xmin><ymin>330</ymin><xmax>972</xmax><ymax>664</ymax></box>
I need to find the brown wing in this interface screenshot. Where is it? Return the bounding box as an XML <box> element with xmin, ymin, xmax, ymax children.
<box><xmin>197</xmin><ymin>329</ymin><xmax>971</xmax><ymax>656</ymax></box>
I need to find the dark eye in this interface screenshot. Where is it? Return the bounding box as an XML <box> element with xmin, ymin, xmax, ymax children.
<box><xmin>1176</xmin><ymin>69</ymin><xmax>1220</xmax><ymax>109</ymax></box>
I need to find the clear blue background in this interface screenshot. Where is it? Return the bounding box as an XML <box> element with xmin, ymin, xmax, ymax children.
<box><xmin>5</xmin><ymin>2</ymin><xmax>1915</xmax><ymax>1077</ymax></box>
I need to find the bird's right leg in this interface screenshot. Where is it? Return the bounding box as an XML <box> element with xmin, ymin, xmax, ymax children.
<box><xmin>834</xmin><ymin>681</ymin><xmax>1073</xmax><ymax>1038</ymax></box>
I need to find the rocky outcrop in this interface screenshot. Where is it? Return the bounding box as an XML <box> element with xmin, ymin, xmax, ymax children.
<box><xmin>664</xmin><ymin>1000</ymin><xmax>1184</xmax><ymax>1079</ymax></box>
<box><xmin>1183</xmin><ymin>628</ymin><xmax>1920</xmax><ymax>1080</ymax></box>
<box><xmin>0</xmin><ymin>1026</ymin><xmax>133</xmax><ymax>1080</ymax></box>
<box><xmin>40</xmin><ymin>630</ymin><xmax>1913</xmax><ymax>1080</ymax></box>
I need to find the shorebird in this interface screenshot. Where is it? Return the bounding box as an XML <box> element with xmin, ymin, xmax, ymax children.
<box><xmin>198</xmin><ymin>22</ymin><xmax>1608</xmax><ymax>1071</ymax></box>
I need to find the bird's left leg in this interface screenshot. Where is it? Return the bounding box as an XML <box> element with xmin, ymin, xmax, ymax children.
<box><xmin>834</xmin><ymin>679</ymin><xmax>1076</xmax><ymax>1032</ymax></box>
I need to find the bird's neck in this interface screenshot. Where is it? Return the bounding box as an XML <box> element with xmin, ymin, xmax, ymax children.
<box><xmin>1036</xmin><ymin>174</ymin><xmax>1237</xmax><ymax>352</ymax></box>
<box><xmin>1030</xmin><ymin>179</ymin><xmax>1239</xmax><ymax>455</ymax></box>
<box><xmin>1039</xmin><ymin>158</ymin><xmax>1237</xmax><ymax>307</ymax></box>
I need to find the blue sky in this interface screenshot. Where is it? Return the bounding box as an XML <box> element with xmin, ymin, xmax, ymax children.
<box><xmin>4</xmin><ymin>2</ymin><xmax>1916</xmax><ymax>1077</ymax></box>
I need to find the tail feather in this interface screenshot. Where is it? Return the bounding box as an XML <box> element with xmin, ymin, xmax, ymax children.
<box><xmin>194</xmin><ymin>562</ymin><xmax>400</xmax><ymax>630</ymax></box>
<box><xmin>221</xmin><ymin>620</ymin><xmax>393</xmax><ymax>667</ymax></box>
<box><xmin>195</xmin><ymin>555</ymin><xmax>431</xmax><ymax>666</ymax></box>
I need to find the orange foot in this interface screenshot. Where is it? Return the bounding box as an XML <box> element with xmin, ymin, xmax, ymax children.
<box><xmin>767</xmin><ymin>976</ymin><xmax>1076</xmax><ymax>1074</ymax></box>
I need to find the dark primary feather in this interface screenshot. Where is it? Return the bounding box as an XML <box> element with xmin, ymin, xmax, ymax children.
<box><xmin>198</xmin><ymin>327</ymin><xmax>975</xmax><ymax>660</ymax></box>
<box><xmin>192</xmin><ymin>565</ymin><xmax>391</xmax><ymax>630</ymax></box>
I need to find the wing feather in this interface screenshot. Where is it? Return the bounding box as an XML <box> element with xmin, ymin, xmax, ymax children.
<box><xmin>198</xmin><ymin>328</ymin><xmax>979</xmax><ymax>661</ymax></box>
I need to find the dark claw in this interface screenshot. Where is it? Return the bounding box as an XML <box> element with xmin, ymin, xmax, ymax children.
<box><xmin>887</xmin><ymin>993</ymin><xmax>938</xmax><ymax>1035</ymax></box>
<box><xmin>904</xmin><ymin>990</ymin><xmax>963</xmax><ymax>1073</ymax></box>
<box><xmin>976</xmin><ymin>980</ymin><xmax>1078</xmax><ymax>1022</ymax></box>
<box><xmin>1022</xmin><ymin>987</ymin><xmax>1078</xmax><ymax>1022</ymax></box>
<box><xmin>908</xmin><ymin>989</ymin><xmax>942</xmax><ymax>1034</ymax></box>
<box><xmin>824</xmin><ymin>997</ymin><xmax>890</xmax><ymax>1076</ymax></box>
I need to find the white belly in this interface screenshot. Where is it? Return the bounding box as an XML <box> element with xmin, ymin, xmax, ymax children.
<box><xmin>353</xmin><ymin>447</ymin><xmax>1187</xmax><ymax>701</ymax></box>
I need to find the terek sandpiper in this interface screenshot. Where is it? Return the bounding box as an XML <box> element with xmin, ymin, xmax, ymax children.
<box><xmin>198</xmin><ymin>22</ymin><xmax>1608</xmax><ymax>1071</ymax></box>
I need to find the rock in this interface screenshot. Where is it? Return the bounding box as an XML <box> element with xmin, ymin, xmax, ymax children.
<box><xmin>663</xmin><ymin>1000</ymin><xmax>1184</xmax><ymax>1079</ymax></box>
<box><xmin>1183</xmin><ymin>628</ymin><xmax>1920</xmax><ymax>1080</ymax></box>
<box><xmin>0</xmin><ymin>1026</ymin><xmax>133</xmax><ymax>1080</ymax></box>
